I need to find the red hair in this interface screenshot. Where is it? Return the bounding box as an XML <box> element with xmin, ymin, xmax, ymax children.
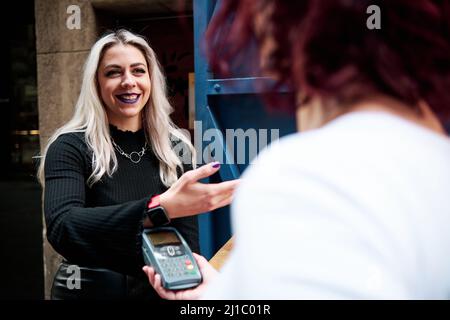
<box><xmin>205</xmin><ymin>0</ymin><xmax>450</xmax><ymax>120</ymax></box>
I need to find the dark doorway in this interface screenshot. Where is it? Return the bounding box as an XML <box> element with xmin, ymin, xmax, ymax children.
<box><xmin>0</xmin><ymin>0</ymin><xmax>44</xmax><ymax>299</ymax></box>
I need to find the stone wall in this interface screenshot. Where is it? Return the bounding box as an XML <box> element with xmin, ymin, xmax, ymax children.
<box><xmin>35</xmin><ymin>0</ymin><xmax>98</xmax><ymax>298</ymax></box>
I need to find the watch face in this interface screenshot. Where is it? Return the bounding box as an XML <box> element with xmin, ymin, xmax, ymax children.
<box><xmin>148</xmin><ymin>207</ymin><xmax>170</xmax><ymax>226</ymax></box>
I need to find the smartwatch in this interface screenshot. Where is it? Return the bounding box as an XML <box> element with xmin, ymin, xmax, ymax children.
<box><xmin>146</xmin><ymin>195</ymin><xmax>170</xmax><ymax>226</ymax></box>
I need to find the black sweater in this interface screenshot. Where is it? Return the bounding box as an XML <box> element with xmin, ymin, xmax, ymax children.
<box><xmin>44</xmin><ymin>125</ymin><xmax>199</xmax><ymax>288</ymax></box>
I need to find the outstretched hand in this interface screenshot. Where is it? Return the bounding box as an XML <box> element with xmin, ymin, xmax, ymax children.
<box><xmin>143</xmin><ymin>253</ymin><xmax>218</xmax><ymax>300</ymax></box>
<box><xmin>160</xmin><ymin>162</ymin><xmax>240</xmax><ymax>219</ymax></box>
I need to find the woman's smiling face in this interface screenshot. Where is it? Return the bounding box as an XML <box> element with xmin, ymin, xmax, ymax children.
<box><xmin>97</xmin><ymin>44</ymin><xmax>151</xmax><ymax>128</ymax></box>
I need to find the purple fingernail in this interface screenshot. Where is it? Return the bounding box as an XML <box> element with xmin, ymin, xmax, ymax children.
<box><xmin>212</xmin><ymin>162</ymin><xmax>220</xmax><ymax>168</ymax></box>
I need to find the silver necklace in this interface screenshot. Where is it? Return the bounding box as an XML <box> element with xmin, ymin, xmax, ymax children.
<box><xmin>112</xmin><ymin>140</ymin><xmax>148</xmax><ymax>164</ymax></box>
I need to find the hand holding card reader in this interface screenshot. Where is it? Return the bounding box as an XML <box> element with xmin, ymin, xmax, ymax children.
<box><xmin>142</xmin><ymin>227</ymin><xmax>202</xmax><ymax>290</ymax></box>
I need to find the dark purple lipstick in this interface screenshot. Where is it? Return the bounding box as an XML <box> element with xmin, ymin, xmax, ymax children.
<box><xmin>116</xmin><ymin>93</ymin><xmax>141</xmax><ymax>104</ymax></box>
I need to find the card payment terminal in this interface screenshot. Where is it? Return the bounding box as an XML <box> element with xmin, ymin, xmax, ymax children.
<box><xmin>142</xmin><ymin>227</ymin><xmax>202</xmax><ymax>290</ymax></box>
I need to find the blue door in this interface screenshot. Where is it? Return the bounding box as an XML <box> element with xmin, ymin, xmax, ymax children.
<box><xmin>193</xmin><ymin>0</ymin><xmax>296</xmax><ymax>258</ymax></box>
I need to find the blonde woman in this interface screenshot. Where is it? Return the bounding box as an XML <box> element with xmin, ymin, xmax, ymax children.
<box><xmin>38</xmin><ymin>29</ymin><xmax>238</xmax><ymax>299</ymax></box>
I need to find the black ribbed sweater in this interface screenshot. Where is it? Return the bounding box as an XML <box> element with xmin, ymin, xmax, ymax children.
<box><xmin>44</xmin><ymin>125</ymin><xmax>199</xmax><ymax>291</ymax></box>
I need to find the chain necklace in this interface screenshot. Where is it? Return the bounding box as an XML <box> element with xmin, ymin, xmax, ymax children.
<box><xmin>112</xmin><ymin>139</ymin><xmax>148</xmax><ymax>164</ymax></box>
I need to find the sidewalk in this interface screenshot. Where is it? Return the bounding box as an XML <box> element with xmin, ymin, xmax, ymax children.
<box><xmin>0</xmin><ymin>180</ymin><xmax>44</xmax><ymax>299</ymax></box>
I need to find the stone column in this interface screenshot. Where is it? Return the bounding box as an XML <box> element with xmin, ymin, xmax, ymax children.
<box><xmin>35</xmin><ymin>0</ymin><xmax>98</xmax><ymax>299</ymax></box>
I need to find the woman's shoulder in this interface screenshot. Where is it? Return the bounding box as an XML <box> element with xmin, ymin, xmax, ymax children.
<box><xmin>44</xmin><ymin>131</ymin><xmax>92</xmax><ymax>172</ymax></box>
<box><xmin>47</xmin><ymin>131</ymin><xmax>89</xmax><ymax>155</ymax></box>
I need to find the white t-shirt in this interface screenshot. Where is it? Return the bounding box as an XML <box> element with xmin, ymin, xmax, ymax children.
<box><xmin>203</xmin><ymin>112</ymin><xmax>450</xmax><ymax>299</ymax></box>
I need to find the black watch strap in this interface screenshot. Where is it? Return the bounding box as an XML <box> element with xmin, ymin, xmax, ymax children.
<box><xmin>146</xmin><ymin>195</ymin><xmax>170</xmax><ymax>226</ymax></box>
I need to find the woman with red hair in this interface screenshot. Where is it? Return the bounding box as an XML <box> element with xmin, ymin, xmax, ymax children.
<box><xmin>144</xmin><ymin>0</ymin><xmax>450</xmax><ymax>299</ymax></box>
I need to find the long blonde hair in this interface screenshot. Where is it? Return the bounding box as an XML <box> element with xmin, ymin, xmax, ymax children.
<box><xmin>38</xmin><ymin>29</ymin><xmax>195</xmax><ymax>187</ymax></box>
